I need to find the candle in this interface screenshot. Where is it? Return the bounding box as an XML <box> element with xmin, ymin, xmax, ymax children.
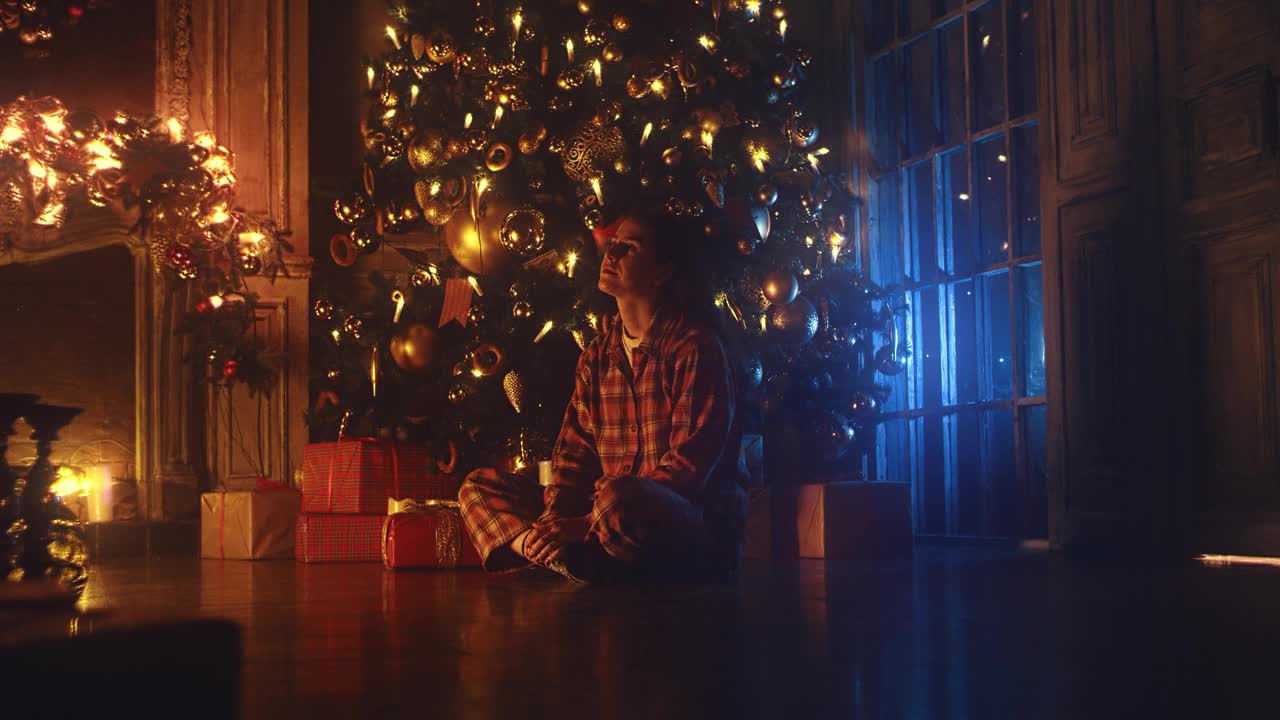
<box><xmin>538</xmin><ymin>460</ymin><xmax>554</xmax><ymax>487</ymax></box>
<box><xmin>87</xmin><ymin>464</ymin><xmax>112</xmax><ymax>523</ymax></box>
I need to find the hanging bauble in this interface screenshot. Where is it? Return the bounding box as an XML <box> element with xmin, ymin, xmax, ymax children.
<box><xmin>350</xmin><ymin>226</ymin><xmax>381</xmax><ymax>254</ymax></box>
<box><xmin>812</xmin><ymin>411</ymin><xmax>855</xmax><ymax>461</ymax></box>
<box><xmin>674</xmin><ymin>55</ymin><xmax>701</xmax><ymax>88</ymax></box>
<box><xmin>557</xmin><ymin>67</ymin><xmax>586</xmax><ymax>91</ymax></box>
<box><xmin>343</xmin><ymin>316</ymin><xmax>364</xmax><ymax>339</ymax></box>
<box><xmin>470</xmin><ymin>343</ymin><xmax>506</xmax><ymax>377</ymax></box>
<box><xmin>762</xmin><ymin>271</ymin><xmax>799</xmax><ymax>305</ymax></box>
<box><xmin>755</xmin><ymin>183</ymin><xmax>779</xmax><ymax>206</ymax></box>
<box><xmin>518</xmin><ymin>124</ymin><xmax>547</xmax><ymax>154</ymax></box>
<box><xmin>452</xmin><ymin>359</ymin><xmax>470</xmax><ymax>376</ymax></box>
<box><xmin>736</xmin><ymin>237</ymin><xmax>756</xmax><ymax>255</ymax></box>
<box><xmin>467</xmin><ymin>305</ymin><xmax>486</xmax><ymax>325</ymax></box>
<box><xmin>743</xmin><ymin>354</ymin><xmax>764</xmax><ymax>390</ymax></box>
<box><xmin>333</xmin><ymin>194</ymin><xmax>369</xmax><ymax>224</ymax></box>
<box><xmin>751</xmin><ymin>204</ymin><xmax>772</xmax><ymax>242</ymax></box>
<box><xmin>612</xmin><ymin>13</ymin><xmax>632</xmax><ymax>32</ymax></box>
<box><xmin>502</xmin><ymin>370</ymin><xmax>527</xmax><ymax>413</ymax></box>
<box><xmin>581</xmin><ymin>208</ymin><xmax>604</xmax><ymax>229</ymax></box>
<box><xmin>499</xmin><ymin>207</ymin><xmax>547</xmax><ymax>256</ymax></box>
<box><xmin>222</xmin><ymin>360</ymin><xmax>239</xmax><ymax>379</ymax></box>
<box><xmin>389</xmin><ymin>323</ymin><xmax>439</xmax><ymax>372</ymax></box>
<box><xmin>169</xmin><ymin>246</ymin><xmax>193</xmax><ymax>268</ymax></box>
<box><xmin>547</xmin><ymin>137</ymin><xmax>566</xmax><ymax>154</ymax></box>
<box><xmin>576</xmin><ymin>0</ymin><xmax>594</xmax><ymax>14</ymax></box>
<box><xmin>313</xmin><ymin>299</ymin><xmax>335</xmax><ymax>321</ymax></box>
<box><xmin>767</xmin><ymin>295</ymin><xmax>818</xmax><ymax>345</ymax></box>
<box><xmin>625</xmin><ymin>76</ymin><xmax>649</xmax><ymax>99</ymax></box>
<box><xmin>602</xmin><ymin>44</ymin><xmax>623</xmax><ymax>63</ymax></box>
<box><xmin>701</xmin><ymin>172</ymin><xmax>724</xmax><ymax>208</ymax></box>
<box><xmin>65</xmin><ymin>110</ymin><xmax>103</xmax><ymax>143</ymax></box>
<box><xmin>562</xmin><ymin>122</ymin><xmax>626</xmax><ymax>182</ymax></box>
<box><xmin>326</xmin><ymin>368</ymin><xmax>342</xmax><ymax>381</ymax></box>
<box><xmin>238</xmin><ymin>251</ymin><xmax>263</xmax><ymax>275</ymax></box>
<box><xmin>410</xmin><ymin>268</ymin><xmax>435</xmax><ymax>287</ymax></box>
<box><xmin>419</xmin><ymin>196</ymin><xmax>456</xmax><ymax>226</ymax></box>
<box><xmin>665</xmin><ymin>197</ymin><xmax>687</xmax><ymax>217</ymax></box>
<box><xmin>583</xmin><ymin>20</ymin><xmax>608</xmax><ymax>46</ymax></box>
<box><xmin>474</xmin><ymin>16</ymin><xmax>495</xmax><ymax>36</ymax></box>
<box><xmin>447</xmin><ymin>382</ymin><xmax>473</xmax><ymax>406</ymax></box>
<box><xmin>874</xmin><ymin>345</ymin><xmax>910</xmax><ymax>376</ymax></box>
<box><xmin>791</xmin><ymin>120</ymin><xmax>819</xmax><ymax>148</ymax></box>
<box><xmin>407</xmin><ymin>128</ymin><xmax>449</xmax><ymax>173</ymax></box>
<box><xmin>849</xmin><ymin>391</ymin><xmax>879</xmax><ymax>417</ymax></box>
<box><xmin>662</xmin><ymin>146</ymin><xmax>683</xmax><ymax>168</ymax></box>
<box><xmin>425</xmin><ymin>30</ymin><xmax>457</xmax><ymax>64</ymax></box>
<box><xmin>443</xmin><ymin>189</ymin><xmax>518</xmax><ymax>275</ymax></box>
<box><xmin>511</xmin><ymin>301</ymin><xmax>534</xmax><ymax>320</ymax></box>
<box><xmin>594</xmin><ymin>100</ymin><xmax>624</xmax><ymax>126</ymax></box>
<box><xmin>485</xmin><ymin>143</ymin><xmax>513</xmax><ymax>172</ymax></box>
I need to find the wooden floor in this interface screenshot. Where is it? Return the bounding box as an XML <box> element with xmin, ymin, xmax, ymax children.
<box><xmin>18</xmin><ymin>548</ymin><xmax>1280</xmax><ymax>719</ymax></box>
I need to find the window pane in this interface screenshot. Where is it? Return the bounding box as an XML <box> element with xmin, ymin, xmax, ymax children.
<box><xmin>982</xmin><ymin>407</ymin><xmax>1017</xmax><ymax>536</ymax></box>
<box><xmin>949</xmin><ymin>279</ymin><xmax>978</xmax><ymax>405</ymax></box>
<box><xmin>911</xmin><ymin>284</ymin><xmax>944</xmax><ymax>409</ymax></box>
<box><xmin>866</xmin><ymin>0</ymin><xmax>896</xmax><ymax>52</ymax></box>
<box><xmin>975</xmin><ymin>133</ymin><xmax>1009</xmax><ymax>266</ymax></box>
<box><xmin>1017</xmin><ymin>262</ymin><xmax>1045</xmax><ymax>397</ymax></box>
<box><xmin>901</xmin><ymin>0</ymin><xmax>944</xmax><ymax>39</ymax></box>
<box><xmin>970</xmin><ymin>1</ymin><xmax>1006</xmax><ymax>130</ymax></box>
<box><xmin>1008</xmin><ymin>0</ymin><xmax>1038</xmax><ymax>117</ymax></box>
<box><xmin>868</xmin><ymin>53</ymin><xmax>901</xmax><ymax>169</ymax></box>
<box><xmin>905</xmin><ymin>160</ymin><xmax>939</xmax><ymax>282</ymax></box>
<box><xmin>1012</xmin><ymin>122</ymin><xmax>1040</xmax><ymax>256</ymax></box>
<box><xmin>1023</xmin><ymin>403</ymin><xmax>1048</xmax><ymax>538</ymax></box>
<box><xmin>876</xmin><ymin>417</ymin><xmax>915</xmax><ymax>486</ymax></box>
<box><xmin>937</xmin><ymin>147</ymin><xmax>972</xmax><ymax>275</ymax></box>
<box><xmin>904</xmin><ymin>37</ymin><xmax>936</xmax><ymax>157</ymax></box>
<box><xmin>938</xmin><ymin>19</ymin><xmax>967</xmax><ymax>146</ymax></box>
<box><xmin>920</xmin><ymin>414</ymin><xmax>947</xmax><ymax>534</ymax></box>
<box><xmin>870</xmin><ymin>172</ymin><xmax>903</xmax><ymax>286</ymax></box>
<box><xmin>978</xmin><ymin>270</ymin><xmax>1012</xmax><ymax>401</ymax></box>
<box><xmin>953</xmin><ymin>410</ymin><xmax>982</xmax><ymax>535</ymax></box>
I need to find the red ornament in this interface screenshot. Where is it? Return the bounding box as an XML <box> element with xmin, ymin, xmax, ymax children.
<box><xmin>222</xmin><ymin>360</ymin><xmax>239</xmax><ymax>379</ymax></box>
<box><xmin>195</xmin><ymin>299</ymin><xmax>212</xmax><ymax>313</ymax></box>
<box><xmin>591</xmin><ymin>216</ymin><xmax>624</xmax><ymax>253</ymax></box>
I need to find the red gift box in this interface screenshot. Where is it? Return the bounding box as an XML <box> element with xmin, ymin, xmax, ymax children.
<box><xmin>382</xmin><ymin>502</ymin><xmax>482</xmax><ymax>570</ymax></box>
<box><xmin>300</xmin><ymin>438</ymin><xmax>458</xmax><ymax>514</ymax></box>
<box><xmin>295</xmin><ymin>513</ymin><xmax>384</xmax><ymax>563</ymax></box>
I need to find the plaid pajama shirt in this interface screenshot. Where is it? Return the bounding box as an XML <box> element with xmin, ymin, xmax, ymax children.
<box><xmin>460</xmin><ymin>306</ymin><xmax>747</xmax><ymax>572</ymax></box>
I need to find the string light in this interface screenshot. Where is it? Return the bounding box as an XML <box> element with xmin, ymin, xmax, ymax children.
<box><xmin>590</xmin><ymin>176</ymin><xmax>604</xmax><ymax>205</ymax></box>
<box><xmin>565</xmin><ymin>251</ymin><xmax>578</xmax><ymax>278</ymax></box>
<box><xmin>464</xmin><ymin>112</ymin><xmax>474</xmax><ymax>129</ymax></box>
<box><xmin>779</xmin><ymin>19</ymin><xmax>787</xmax><ymax>40</ymax></box>
<box><xmin>492</xmin><ymin>105</ymin><xmax>504</xmax><ymax>128</ymax></box>
<box><xmin>467</xmin><ymin>275</ymin><xmax>484</xmax><ymax>297</ymax></box>
<box><xmin>641</xmin><ymin>122</ymin><xmax>653</xmax><ymax>145</ymax></box>
<box><xmin>534</xmin><ymin>320</ymin><xmax>554</xmax><ymax>343</ymax></box>
<box><xmin>566</xmin><ymin>38</ymin><xmax>575</xmax><ymax>62</ymax></box>
<box><xmin>367</xmin><ymin>66</ymin><xmax>376</xmax><ymax>89</ymax></box>
<box><xmin>385</xmin><ymin>25</ymin><xmax>401</xmax><ymax>49</ymax></box>
<box><xmin>208</xmin><ymin>295</ymin><xmax>225</xmax><ymax>310</ymax></box>
<box><xmin>701</xmin><ymin>129</ymin><xmax>715</xmax><ymax>155</ymax></box>
<box><xmin>592</xmin><ymin>58</ymin><xmax>603</xmax><ymax>86</ymax></box>
<box><xmin>410</xmin><ymin>84</ymin><xmax>420</xmax><ymax>105</ymax></box>
<box><xmin>391</xmin><ymin>290</ymin><xmax>405</xmax><ymax>323</ymax></box>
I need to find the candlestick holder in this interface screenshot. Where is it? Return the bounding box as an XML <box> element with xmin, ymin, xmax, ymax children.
<box><xmin>0</xmin><ymin>393</ymin><xmax>39</xmax><ymax>577</ymax></box>
<box><xmin>13</xmin><ymin>403</ymin><xmax>89</xmax><ymax>593</ymax></box>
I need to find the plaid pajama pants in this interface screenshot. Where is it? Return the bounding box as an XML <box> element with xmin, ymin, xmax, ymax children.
<box><xmin>459</xmin><ymin>468</ymin><xmax>732</xmax><ymax>577</ymax></box>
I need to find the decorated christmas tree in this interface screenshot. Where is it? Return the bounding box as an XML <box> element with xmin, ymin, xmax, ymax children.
<box><xmin>311</xmin><ymin>0</ymin><xmax>905</xmax><ymax>478</ymax></box>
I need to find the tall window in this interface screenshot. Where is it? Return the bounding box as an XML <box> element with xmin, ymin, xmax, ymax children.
<box><xmin>861</xmin><ymin>0</ymin><xmax>1045</xmax><ymax>538</ymax></box>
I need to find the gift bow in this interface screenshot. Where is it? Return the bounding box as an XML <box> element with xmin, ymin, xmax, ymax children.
<box><xmin>385</xmin><ymin>497</ymin><xmax>464</xmax><ymax>567</ymax></box>
<box><xmin>387</xmin><ymin>497</ymin><xmax>461</xmax><ymax>515</ymax></box>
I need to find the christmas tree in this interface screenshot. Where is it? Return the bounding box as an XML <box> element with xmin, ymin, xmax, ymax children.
<box><xmin>312</xmin><ymin>0</ymin><xmax>903</xmax><ymax>477</ymax></box>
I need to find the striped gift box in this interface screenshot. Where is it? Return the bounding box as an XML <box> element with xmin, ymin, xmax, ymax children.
<box><xmin>300</xmin><ymin>438</ymin><xmax>458</xmax><ymax>514</ymax></box>
<box><xmin>295</xmin><ymin>513</ymin><xmax>385</xmax><ymax>563</ymax></box>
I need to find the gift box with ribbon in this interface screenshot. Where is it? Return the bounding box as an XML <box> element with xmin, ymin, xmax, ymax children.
<box><xmin>295</xmin><ymin>513</ymin><xmax>385</xmax><ymax>563</ymax></box>
<box><xmin>382</xmin><ymin>499</ymin><xmax>482</xmax><ymax>570</ymax></box>
<box><xmin>300</xmin><ymin>437</ymin><xmax>458</xmax><ymax>514</ymax></box>
<box><xmin>200</xmin><ymin>480</ymin><xmax>301</xmax><ymax>560</ymax></box>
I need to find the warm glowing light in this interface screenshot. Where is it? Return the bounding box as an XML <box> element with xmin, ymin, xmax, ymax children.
<box><xmin>806</xmin><ymin>153</ymin><xmax>820</xmax><ymax>172</ymax></box>
<box><xmin>534</xmin><ymin>320</ymin><xmax>554</xmax><ymax>343</ymax></box>
<box><xmin>391</xmin><ymin>289</ymin><xmax>405</xmax><ymax>323</ymax></box>
<box><xmin>982</xmin><ymin>34</ymin><xmax>991</xmax><ymax>48</ymax></box>
<box><xmin>958</xmin><ymin>192</ymin><xmax>971</xmax><ymax>201</ymax></box>
<box><xmin>367</xmin><ymin>66</ymin><xmax>376</xmax><ymax>89</ymax></box>
<box><xmin>590</xmin><ymin>176</ymin><xmax>604</xmax><ymax>205</ymax></box>
<box><xmin>804</xmin><ymin>235</ymin><xmax>814</xmax><ymax>247</ymax></box>
<box><xmin>698</xmin><ymin>35</ymin><xmax>714</xmax><ymax>51</ymax></box>
<box><xmin>779</xmin><ymin>19</ymin><xmax>787</xmax><ymax>40</ymax></box>
<box><xmin>802</xmin><ymin>267</ymin><xmax>812</xmax><ymax>276</ymax></box>
<box><xmin>1</xmin><ymin>123</ymin><xmax>23</xmax><ymax>144</ymax></box>
<box><xmin>565</xmin><ymin>251</ymin><xmax>579</xmax><ymax>278</ymax></box>
<box><xmin>759</xmin><ymin>315</ymin><xmax>767</xmax><ymax>332</ymax></box>
<box><xmin>464</xmin><ymin>112</ymin><xmax>474</xmax><ymax>129</ymax></box>
<box><xmin>51</xmin><ymin>466</ymin><xmax>88</xmax><ymax>497</ymax></box>
<box><xmin>193</xmin><ymin>131</ymin><xmax>216</xmax><ymax>149</ymax></box>
<box><xmin>829</xmin><ymin>231</ymin><xmax>846</xmax><ymax>262</ymax></box>
<box><xmin>410</xmin><ymin>84</ymin><xmax>420</xmax><ymax>105</ymax></box>
<box><xmin>650</xmin><ymin>78</ymin><xmax>666</xmax><ymax>94</ymax></box>
<box><xmin>701</xmin><ymin>130</ymin><xmax>715</xmax><ymax>155</ymax></box>
<box><xmin>370</xmin><ymin>344</ymin><xmax>379</xmax><ymax>398</ymax></box>
<box><xmin>206</xmin><ymin>204</ymin><xmax>231</xmax><ymax>225</ymax></box>
<box><xmin>586</xmin><ymin>312</ymin><xmax>599</xmax><ymax>330</ymax></box>
<box><xmin>331</xmin><ymin>329</ymin><xmax>342</xmax><ymax>343</ymax></box>
<box><xmin>997</xmin><ymin>154</ymin><xmax>1008</xmax><ymax>163</ymax></box>
<box><xmin>749</xmin><ymin>145</ymin><xmax>770</xmax><ymax>173</ymax></box>
<box><xmin>383</xmin><ymin>107</ymin><xmax>397</xmax><ymax>120</ymax></box>
<box><xmin>166</xmin><ymin>117</ymin><xmax>184</xmax><ymax>142</ymax></box>
<box><xmin>208</xmin><ymin>295</ymin><xmax>225</xmax><ymax>310</ymax></box>
<box><xmin>513</xmin><ymin>455</ymin><xmax>527</xmax><ymax>472</ymax></box>
<box><xmin>512</xmin><ymin>10</ymin><xmax>523</xmax><ymax>34</ymax></box>
<box><xmin>492</xmin><ymin>105</ymin><xmax>504</xmax><ymax>128</ymax></box>
<box><xmin>203</xmin><ymin>154</ymin><xmax>234</xmax><ymax>186</ymax></box>
<box><xmin>238</xmin><ymin>231</ymin><xmax>265</xmax><ymax>246</ymax></box>
<box><xmin>592</xmin><ymin>58</ymin><xmax>603</xmax><ymax>86</ymax></box>
<box><xmin>385</xmin><ymin>25</ymin><xmax>401</xmax><ymax>49</ymax></box>
<box><xmin>566</xmin><ymin>38</ymin><xmax>575</xmax><ymax>62</ymax></box>
<box><xmin>641</xmin><ymin>122</ymin><xmax>653</xmax><ymax>145</ymax></box>
<box><xmin>26</xmin><ymin>159</ymin><xmax>47</xmax><ymax>180</ymax></box>
<box><xmin>40</xmin><ymin>112</ymin><xmax>65</xmax><ymax>135</ymax></box>
<box><xmin>467</xmin><ymin>275</ymin><xmax>484</xmax><ymax>296</ymax></box>
<box><xmin>745</xmin><ymin>0</ymin><xmax>762</xmax><ymax>16</ymax></box>
<box><xmin>34</xmin><ymin>201</ymin><xmax>65</xmax><ymax>227</ymax></box>
<box><xmin>475</xmin><ymin>176</ymin><xmax>490</xmax><ymax>198</ymax></box>
<box><xmin>1199</xmin><ymin>554</ymin><xmax>1280</xmax><ymax>568</ymax></box>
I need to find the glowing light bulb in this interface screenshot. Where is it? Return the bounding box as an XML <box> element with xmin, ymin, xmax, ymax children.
<box><xmin>512</xmin><ymin>10</ymin><xmax>523</xmax><ymax>34</ymax></box>
<box><xmin>701</xmin><ymin>130</ymin><xmax>715</xmax><ymax>155</ymax></box>
<box><xmin>367</xmin><ymin>66</ymin><xmax>376</xmax><ymax>89</ymax></box>
<box><xmin>746</xmin><ymin>0</ymin><xmax>761</xmax><ymax>16</ymax></box>
<box><xmin>534</xmin><ymin>320</ymin><xmax>555</xmax><ymax>343</ymax></box>
<box><xmin>566</xmin><ymin>38</ymin><xmax>575</xmax><ymax>62</ymax></box>
<box><xmin>493</xmin><ymin>105</ymin><xmax>504</xmax><ymax>128</ymax></box>
<box><xmin>750</xmin><ymin>145</ymin><xmax>769</xmax><ymax>173</ymax></box>
<box><xmin>590</xmin><ymin>177</ymin><xmax>604</xmax><ymax>205</ymax></box>
<box><xmin>385</xmin><ymin>25</ymin><xmax>401</xmax><ymax>49</ymax></box>
<box><xmin>0</xmin><ymin>123</ymin><xmax>23</xmax><ymax>144</ymax></box>
<box><xmin>565</xmin><ymin>251</ymin><xmax>579</xmax><ymax>278</ymax></box>
<box><xmin>464</xmin><ymin>112</ymin><xmax>474</xmax><ymax>129</ymax></box>
<box><xmin>391</xmin><ymin>289</ymin><xmax>405</xmax><ymax>323</ymax></box>
<box><xmin>468</xmin><ymin>275</ymin><xmax>484</xmax><ymax>296</ymax></box>
<box><xmin>641</xmin><ymin>122</ymin><xmax>653</xmax><ymax>145</ymax></box>
<box><xmin>592</xmin><ymin>58</ymin><xmax>603</xmax><ymax>86</ymax></box>
<box><xmin>208</xmin><ymin>295</ymin><xmax>225</xmax><ymax>310</ymax></box>
<box><xmin>410</xmin><ymin>84</ymin><xmax>420</xmax><ymax>105</ymax></box>
<box><xmin>779</xmin><ymin>19</ymin><xmax>787</xmax><ymax>40</ymax></box>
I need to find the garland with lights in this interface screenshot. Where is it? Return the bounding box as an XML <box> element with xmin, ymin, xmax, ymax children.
<box><xmin>0</xmin><ymin>94</ymin><xmax>292</xmax><ymax>390</ymax></box>
<box><xmin>0</xmin><ymin>0</ymin><xmax>98</xmax><ymax>52</ymax></box>
<box><xmin>313</xmin><ymin>0</ymin><xmax>907</xmax><ymax>479</ymax></box>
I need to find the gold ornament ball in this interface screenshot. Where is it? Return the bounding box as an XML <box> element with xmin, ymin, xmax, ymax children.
<box><xmin>547</xmin><ymin>137</ymin><xmax>566</xmax><ymax>154</ymax></box>
<box><xmin>418</xmin><ymin>196</ymin><xmax>456</xmax><ymax>227</ymax></box>
<box><xmin>334</xmin><ymin>194</ymin><xmax>369</xmax><ymax>224</ymax></box>
<box><xmin>737</xmin><ymin>237</ymin><xmax>756</xmax><ymax>255</ymax></box>
<box><xmin>410</xmin><ymin>268</ymin><xmax>435</xmax><ymax>287</ymax></box>
<box><xmin>562</xmin><ymin>122</ymin><xmax>626</xmax><ymax>182</ymax></box>
<box><xmin>465</xmin><ymin>128</ymin><xmax>489</xmax><ymax>150</ymax></box>
<box><xmin>350</xmin><ymin>226</ymin><xmax>381</xmax><ymax>254</ymax></box>
<box><xmin>602</xmin><ymin>44</ymin><xmax>623</xmax><ymax>63</ymax></box>
<box><xmin>767</xmin><ymin>296</ymin><xmax>819</xmax><ymax>345</ymax></box>
<box><xmin>582</xmin><ymin>208</ymin><xmax>604</xmax><ymax>229</ymax></box>
<box><xmin>390</xmin><ymin>323</ymin><xmax>439</xmax><ymax>372</ymax></box>
<box><xmin>499</xmin><ymin>207</ymin><xmax>547</xmax><ymax>256</ymax></box>
<box><xmin>583</xmin><ymin>20</ymin><xmax>608</xmax><ymax>46</ymax></box>
<box><xmin>512</xmin><ymin>301</ymin><xmax>534</xmax><ymax>320</ymax></box>
<box><xmin>443</xmin><ymin>190</ymin><xmax>517</xmax><ymax>275</ymax></box>
<box><xmin>467</xmin><ymin>305</ymin><xmax>486</xmax><ymax>325</ymax></box>
<box><xmin>407</xmin><ymin>128</ymin><xmax>449</xmax><ymax>173</ymax></box>
<box><xmin>613</xmin><ymin>158</ymin><xmax>631</xmax><ymax>175</ymax></box>
<box><xmin>792</xmin><ymin>120</ymin><xmax>819</xmax><ymax>147</ymax></box>
<box><xmin>343</xmin><ymin>316</ymin><xmax>364</xmax><ymax>338</ymax></box>
<box><xmin>502</xmin><ymin>371</ymin><xmax>527</xmax><ymax>413</ymax></box>
<box><xmin>447</xmin><ymin>382</ymin><xmax>473</xmax><ymax>406</ymax></box>
<box><xmin>446</xmin><ymin>137</ymin><xmax>468</xmax><ymax>159</ymax></box>
<box><xmin>625</xmin><ymin>76</ymin><xmax>649</xmax><ymax>99</ymax></box>
<box><xmin>576</xmin><ymin>0</ymin><xmax>593</xmax><ymax>15</ymax></box>
<box><xmin>177</xmin><ymin>264</ymin><xmax>199</xmax><ymax>280</ymax></box>
<box><xmin>557</xmin><ymin>67</ymin><xmax>586</xmax><ymax>91</ymax></box>
<box><xmin>762</xmin><ymin>270</ymin><xmax>799</xmax><ymax>305</ymax></box>
<box><xmin>326</xmin><ymin>368</ymin><xmax>342</xmax><ymax>380</ymax></box>
<box><xmin>470</xmin><ymin>343</ymin><xmax>506</xmax><ymax>377</ymax></box>
<box><xmin>665</xmin><ymin>197</ymin><xmax>687</xmax><ymax>217</ymax></box>
<box><xmin>314</xmin><ymin>299</ymin><xmax>335</xmax><ymax>321</ymax></box>
<box><xmin>612</xmin><ymin>13</ymin><xmax>632</xmax><ymax>32</ymax></box>
<box><xmin>238</xmin><ymin>251</ymin><xmax>264</xmax><ymax>275</ymax></box>
<box><xmin>426</xmin><ymin>30</ymin><xmax>456</xmax><ymax>64</ymax></box>
<box><xmin>662</xmin><ymin>146</ymin><xmax>683</xmax><ymax>167</ymax></box>
<box><xmin>473</xmin><ymin>16</ymin><xmax>495</xmax><ymax>36</ymax></box>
